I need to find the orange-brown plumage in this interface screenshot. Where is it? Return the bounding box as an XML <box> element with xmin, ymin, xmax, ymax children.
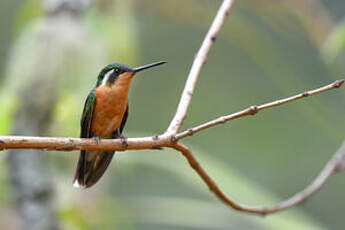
<box><xmin>92</xmin><ymin>73</ymin><xmax>133</xmax><ymax>137</ymax></box>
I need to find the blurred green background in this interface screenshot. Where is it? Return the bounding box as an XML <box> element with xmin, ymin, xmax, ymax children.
<box><xmin>0</xmin><ymin>0</ymin><xmax>345</xmax><ymax>229</ymax></box>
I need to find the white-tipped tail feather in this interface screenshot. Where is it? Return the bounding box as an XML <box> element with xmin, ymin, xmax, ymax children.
<box><xmin>73</xmin><ymin>180</ymin><xmax>85</xmax><ymax>189</ymax></box>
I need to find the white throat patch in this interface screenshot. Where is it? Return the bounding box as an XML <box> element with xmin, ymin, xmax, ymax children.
<box><xmin>102</xmin><ymin>69</ymin><xmax>114</xmax><ymax>85</ymax></box>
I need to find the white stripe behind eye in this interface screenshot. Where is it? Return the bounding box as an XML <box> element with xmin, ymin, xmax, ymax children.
<box><xmin>102</xmin><ymin>69</ymin><xmax>114</xmax><ymax>85</ymax></box>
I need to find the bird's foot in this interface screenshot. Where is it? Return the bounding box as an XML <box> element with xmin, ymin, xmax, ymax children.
<box><xmin>119</xmin><ymin>134</ymin><xmax>128</xmax><ymax>148</ymax></box>
<box><xmin>93</xmin><ymin>136</ymin><xmax>101</xmax><ymax>144</ymax></box>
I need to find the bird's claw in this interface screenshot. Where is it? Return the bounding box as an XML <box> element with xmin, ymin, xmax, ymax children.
<box><xmin>93</xmin><ymin>136</ymin><xmax>101</xmax><ymax>144</ymax></box>
<box><xmin>119</xmin><ymin>134</ymin><xmax>128</xmax><ymax>148</ymax></box>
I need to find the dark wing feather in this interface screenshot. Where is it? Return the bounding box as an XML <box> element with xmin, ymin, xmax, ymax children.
<box><xmin>84</xmin><ymin>151</ymin><xmax>114</xmax><ymax>187</ymax></box>
<box><xmin>74</xmin><ymin>90</ymin><xmax>96</xmax><ymax>187</ymax></box>
<box><xmin>84</xmin><ymin>105</ymin><xmax>129</xmax><ymax>187</ymax></box>
<box><xmin>80</xmin><ymin>90</ymin><xmax>96</xmax><ymax>138</ymax></box>
<box><xmin>119</xmin><ymin>104</ymin><xmax>129</xmax><ymax>134</ymax></box>
<box><xmin>73</xmin><ymin>96</ymin><xmax>129</xmax><ymax>188</ymax></box>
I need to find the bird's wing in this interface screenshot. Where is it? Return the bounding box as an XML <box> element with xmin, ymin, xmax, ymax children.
<box><xmin>73</xmin><ymin>90</ymin><xmax>97</xmax><ymax>188</ymax></box>
<box><xmin>74</xmin><ymin>94</ymin><xmax>128</xmax><ymax>188</ymax></box>
<box><xmin>80</xmin><ymin>90</ymin><xmax>96</xmax><ymax>138</ymax></box>
<box><xmin>119</xmin><ymin>104</ymin><xmax>129</xmax><ymax>134</ymax></box>
<box><xmin>81</xmin><ymin>105</ymin><xmax>128</xmax><ymax>187</ymax></box>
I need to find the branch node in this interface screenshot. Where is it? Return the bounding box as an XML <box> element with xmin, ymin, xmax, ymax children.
<box><xmin>121</xmin><ymin>138</ymin><xmax>128</xmax><ymax>149</ymax></box>
<box><xmin>302</xmin><ymin>92</ymin><xmax>309</xmax><ymax>97</ymax></box>
<box><xmin>187</xmin><ymin>128</ymin><xmax>194</xmax><ymax>136</ymax></box>
<box><xmin>93</xmin><ymin>136</ymin><xmax>101</xmax><ymax>145</ymax></box>
<box><xmin>260</xmin><ymin>208</ymin><xmax>269</xmax><ymax>216</ymax></box>
<box><xmin>152</xmin><ymin>135</ymin><xmax>159</xmax><ymax>141</ymax></box>
<box><xmin>225</xmin><ymin>9</ymin><xmax>230</xmax><ymax>16</ymax></box>
<box><xmin>335</xmin><ymin>158</ymin><xmax>345</xmax><ymax>172</ymax></box>
<box><xmin>220</xmin><ymin>116</ymin><xmax>227</xmax><ymax>123</ymax></box>
<box><xmin>249</xmin><ymin>106</ymin><xmax>258</xmax><ymax>115</ymax></box>
<box><xmin>170</xmin><ymin>135</ymin><xmax>177</xmax><ymax>143</ymax></box>
<box><xmin>211</xmin><ymin>35</ymin><xmax>217</xmax><ymax>42</ymax></box>
<box><xmin>333</xmin><ymin>79</ymin><xmax>344</xmax><ymax>88</ymax></box>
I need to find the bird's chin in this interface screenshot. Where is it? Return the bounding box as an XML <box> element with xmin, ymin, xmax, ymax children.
<box><xmin>121</xmin><ymin>72</ymin><xmax>135</xmax><ymax>79</ymax></box>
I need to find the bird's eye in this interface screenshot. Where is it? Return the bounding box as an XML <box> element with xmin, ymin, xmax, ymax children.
<box><xmin>114</xmin><ymin>68</ymin><xmax>120</xmax><ymax>74</ymax></box>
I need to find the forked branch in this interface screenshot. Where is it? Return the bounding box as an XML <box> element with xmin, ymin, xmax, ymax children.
<box><xmin>166</xmin><ymin>0</ymin><xmax>235</xmax><ymax>135</ymax></box>
<box><xmin>0</xmin><ymin>0</ymin><xmax>345</xmax><ymax>216</ymax></box>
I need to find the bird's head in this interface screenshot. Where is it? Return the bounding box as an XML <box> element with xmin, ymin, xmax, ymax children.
<box><xmin>96</xmin><ymin>61</ymin><xmax>166</xmax><ymax>87</ymax></box>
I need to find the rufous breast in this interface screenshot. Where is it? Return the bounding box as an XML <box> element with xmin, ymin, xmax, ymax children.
<box><xmin>91</xmin><ymin>74</ymin><xmax>132</xmax><ymax>137</ymax></box>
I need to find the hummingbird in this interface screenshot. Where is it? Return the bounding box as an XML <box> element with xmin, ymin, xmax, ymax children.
<box><xmin>73</xmin><ymin>61</ymin><xmax>166</xmax><ymax>188</ymax></box>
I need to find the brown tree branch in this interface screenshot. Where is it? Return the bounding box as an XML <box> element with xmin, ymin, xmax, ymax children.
<box><xmin>176</xmin><ymin>79</ymin><xmax>344</xmax><ymax>140</ymax></box>
<box><xmin>172</xmin><ymin>143</ymin><xmax>265</xmax><ymax>214</ymax></box>
<box><xmin>0</xmin><ymin>135</ymin><xmax>173</xmax><ymax>151</ymax></box>
<box><xmin>166</xmin><ymin>0</ymin><xmax>235</xmax><ymax>135</ymax></box>
<box><xmin>173</xmin><ymin>141</ymin><xmax>345</xmax><ymax>215</ymax></box>
<box><xmin>1</xmin><ymin>0</ymin><xmax>344</xmax><ymax>217</ymax></box>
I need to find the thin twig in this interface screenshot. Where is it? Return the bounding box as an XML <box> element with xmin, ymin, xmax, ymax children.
<box><xmin>254</xmin><ymin>141</ymin><xmax>345</xmax><ymax>214</ymax></box>
<box><xmin>176</xmin><ymin>79</ymin><xmax>344</xmax><ymax>140</ymax></box>
<box><xmin>172</xmin><ymin>143</ymin><xmax>266</xmax><ymax>214</ymax></box>
<box><xmin>173</xmin><ymin>141</ymin><xmax>345</xmax><ymax>215</ymax></box>
<box><xmin>166</xmin><ymin>0</ymin><xmax>235</xmax><ymax>135</ymax></box>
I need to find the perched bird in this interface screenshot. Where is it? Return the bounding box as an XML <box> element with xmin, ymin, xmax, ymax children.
<box><xmin>73</xmin><ymin>61</ymin><xmax>166</xmax><ymax>188</ymax></box>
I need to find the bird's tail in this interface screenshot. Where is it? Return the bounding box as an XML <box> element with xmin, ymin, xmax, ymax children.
<box><xmin>73</xmin><ymin>150</ymin><xmax>115</xmax><ymax>188</ymax></box>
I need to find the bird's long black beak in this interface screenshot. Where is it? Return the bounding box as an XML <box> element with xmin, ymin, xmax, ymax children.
<box><xmin>132</xmin><ymin>61</ymin><xmax>166</xmax><ymax>73</ymax></box>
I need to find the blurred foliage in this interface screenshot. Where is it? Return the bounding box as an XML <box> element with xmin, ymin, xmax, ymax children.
<box><xmin>12</xmin><ymin>0</ymin><xmax>44</xmax><ymax>37</ymax></box>
<box><xmin>0</xmin><ymin>0</ymin><xmax>345</xmax><ymax>229</ymax></box>
<box><xmin>0</xmin><ymin>0</ymin><xmax>22</xmax><ymax>82</ymax></box>
<box><xmin>322</xmin><ymin>18</ymin><xmax>345</xmax><ymax>72</ymax></box>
